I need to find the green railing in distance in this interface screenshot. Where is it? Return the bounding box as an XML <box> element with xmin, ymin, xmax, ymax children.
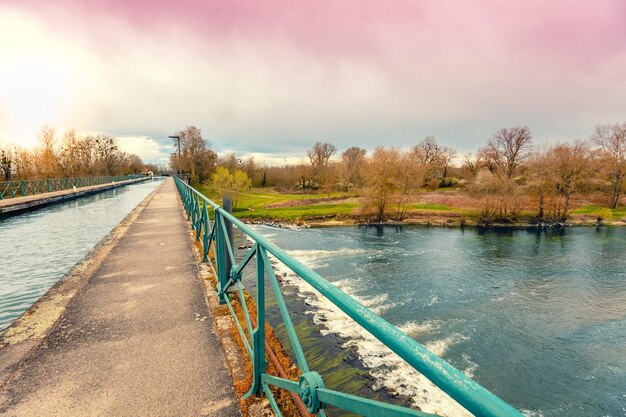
<box><xmin>173</xmin><ymin>175</ymin><xmax>525</xmax><ymax>417</ymax></box>
<box><xmin>0</xmin><ymin>175</ymin><xmax>146</xmax><ymax>200</ymax></box>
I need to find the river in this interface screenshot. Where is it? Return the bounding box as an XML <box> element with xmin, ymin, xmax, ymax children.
<box><xmin>0</xmin><ymin>178</ymin><xmax>163</xmax><ymax>331</ymax></box>
<box><xmin>245</xmin><ymin>225</ymin><xmax>626</xmax><ymax>417</ymax></box>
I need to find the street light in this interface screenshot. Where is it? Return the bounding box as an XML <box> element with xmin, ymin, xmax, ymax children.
<box><xmin>169</xmin><ymin>135</ymin><xmax>182</xmax><ymax>177</ymax></box>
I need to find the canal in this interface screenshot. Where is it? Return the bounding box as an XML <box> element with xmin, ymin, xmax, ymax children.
<box><xmin>0</xmin><ymin>178</ymin><xmax>163</xmax><ymax>331</ymax></box>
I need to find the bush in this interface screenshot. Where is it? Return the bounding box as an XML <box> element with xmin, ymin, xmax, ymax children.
<box><xmin>439</xmin><ymin>177</ymin><xmax>459</xmax><ymax>188</ymax></box>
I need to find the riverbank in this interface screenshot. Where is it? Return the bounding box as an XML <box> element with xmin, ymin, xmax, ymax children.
<box><xmin>196</xmin><ymin>185</ymin><xmax>626</xmax><ymax>229</ymax></box>
<box><xmin>243</xmin><ymin>213</ymin><xmax>626</xmax><ymax>229</ymax></box>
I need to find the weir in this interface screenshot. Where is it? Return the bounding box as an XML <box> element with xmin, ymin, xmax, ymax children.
<box><xmin>173</xmin><ymin>176</ymin><xmax>525</xmax><ymax>417</ymax></box>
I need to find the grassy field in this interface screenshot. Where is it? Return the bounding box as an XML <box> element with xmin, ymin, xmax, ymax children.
<box><xmin>572</xmin><ymin>205</ymin><xmax>626</xmax><ymax>221</ymax></box>
<box><xmin>195</xmin><ymin>184</ymin><xmax>482</xmax><ymax>223</ymax></box>
<box><xmin>195</xmin><ymin>184</ymin><xmax>359</xmax><ymax>221</ymax></box>
<box><xmin>194</xmin><ymin>184</ymin><xmax>626</xmax><ymax>225</ymax></box>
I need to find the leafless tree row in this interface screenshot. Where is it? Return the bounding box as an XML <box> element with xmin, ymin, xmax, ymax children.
<box><xmin>0</xmin><ymin>126</ymin><xmax>151</xmax><ymax>181</ymax></box>
<box><xmin>208</xmin><ymin>123</ymin><xmax>625</xmax><ymax>223</ymax></box>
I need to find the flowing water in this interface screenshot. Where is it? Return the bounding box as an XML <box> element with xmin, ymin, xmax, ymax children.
<box><xmin>0</xmin><ymin>178</ymin><xmax>163</xmax><ymax>331</ymax></box>
<box><xmin>244</xmin><ymin>225</ymin><xmax>626</xmax><ymax>417</ymax></box>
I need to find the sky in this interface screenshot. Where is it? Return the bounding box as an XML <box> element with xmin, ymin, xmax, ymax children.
<box><xmin>0</xmin><ymin>0</ymin><xmax>625</xmax><ymax>165</ymax></box>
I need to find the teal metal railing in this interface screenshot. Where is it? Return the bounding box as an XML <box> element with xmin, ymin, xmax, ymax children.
<box><xmin>0</xmin><ymin>175</ymin><xmax>146</xmax><ymax>200</ymax></box>
<box><xmin>173</xmin><ymin>176</ymin><xmax>525</xmax><ymax>417</ymax></box>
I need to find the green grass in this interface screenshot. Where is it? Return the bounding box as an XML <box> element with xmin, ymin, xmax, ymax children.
<box><xmin>195</xmin><ymin>185</ymin><xmax>348</xmax><ymax>209</ymax></box>
<box><xmin>403</xmin><ymin>203</ymin><xmax>481</xmax><ymax>219</ymax></box>
<box><xmin>196</xmin><ymin>184</ymin><xmax>593</xmax><ymax>224</ymax></box>
<box><xmin>573</xmin><ymin>205</ymin><xmax>626</xmax><ymax>220</ymax></box>
<box><xmin>406</xmin><ymin>203</ymin><xmax>454</xmax><ymax>211</ymax></box>
<box><xmin>194</xmin><ymin>184</ymin><xmax>358</xmax><ymax>221</ymax></box>
<box><xmin>236</xmin><ymin>203</ymin><xmax>359</xmax><ymax>220</ymax></box>
<box><xmin>193</xmin><ymin>184</ymin><xmax>490</xmax><ymax>222</ymax></box>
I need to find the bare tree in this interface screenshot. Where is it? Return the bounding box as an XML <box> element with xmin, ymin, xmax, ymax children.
<box><xmin>439</xmin><ymin>146</ymin><xmax>457</xmax><ymax>179</ymax></box>
<box><xmin>363</xmin><ymin>147</ymin><xmax>400</xmax><ymax>222</ymax></box>
<box><xmin>480</xmin><ymin>127</ymin><xmax>533</xmax><ymax>180</ymax></box>
<box><xmin>412</xmin><ymin>137</ymin><xmax>440</xmax><ymax>167</ymax></box>
<box><xmin>473</xmin><ymin>127</ymin><xmax>533</xmax><ymax>223</ymax></box>
<box><xmin>13</xmin><ymin>148</ymin><xmax>35</xmax><ymax>179</ymax></box>
<box><xmin>0</xmin><ymin>145</ymin><xmax>13</xmax><ymax>181</ymax></box>
<box><xmin>462</xmin><ymin>153</ymin><xmax>484</xmax><ymax>180</ymax></box>
<box><xmin>95</xmin><ymin>134</ymin><xmax>119</xmax><ymax>175</ymax></box>
<box><xmin>591</xmin><ymin>123</ymin><xmax>626</xmax><ymax>208</ymax></box>
<box><xmin>306</xmin><ymin>141</ymin><xmax>337</xmax><ymax>191</ymax></box>
<box><xmin>528</xmin><ymin>142</ymin><xmax>593</xmax><ymax>222</ymax></box>
<box><xmin>409</xmin><ymin>137</ymin><xmax>456</xmax><ymax>185</ymax></box>
<box><xmin>220</xmin><ymin>152</ymin><xmax>239</xmax><ymax>174</ymax></box>
<box><xmin>395</xmin><ymin>151</ymin><xmax>417</xmax><ymax>219</ymax></box>
<box><xmin>174</xmin><ymin>126</ymin><xmax>217</xmax><ymax>183</ymax></box>
<box><xmin>77</xmin><ymin>135</ymin><xmax>97</xmax><ymax>175</ymax></box>
<box><xmin>37</xmin><ymin>126</ymin><xmax>59</xmax><ymax>177</ymax></box>
<box><xmin>341</xmin><ymin>146</ymin><xmax>367</xmax><ymax>192</ymax></box>
<box><xmin>307</xmin><ymin>142</ymin><xmax>337</xmax><ymax>169</ymax></box>
<box><xmin>59</xmin><ymin>129</ymin><xmax>81</xmax><ymax>177</ymax></box>
<box><xmin>126</xmin><ymin>154</ymin><xmax>144</xmax><ymax>173</ymax></box>
<box><xmin>5</xmin><ymin>126</ymin><xmax>145</xmax><ymax>180</ymax></box>
<box><xmin>296</xmin><ymin>163</ymin><xmax>310</xmax><ymax>191</ymax></box>
<box><xmin>241</xmin><ymin>156</ymin><xmax>258</xmax><ymax>186</ymax></box>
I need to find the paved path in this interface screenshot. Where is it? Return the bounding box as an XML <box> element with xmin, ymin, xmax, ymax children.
<box><xmin>0</xmin><ymin>178</ymin><xmax>241</xmax><ymax>417</ymax></box>
<box><xmin>0</xmin><ymin>178</ymin><xmax>148</xmax><ymax>216</ymax></box>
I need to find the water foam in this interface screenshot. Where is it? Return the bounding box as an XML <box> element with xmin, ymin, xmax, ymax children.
<box><xmin>287</xmin><ymin>248</ymin><xmax>377</xmax><ymax>269</ymax></box>
<box><xmin>266</xmin><ymin>249</ymin><xmax>475</xmax><ymax>417</ymax></box>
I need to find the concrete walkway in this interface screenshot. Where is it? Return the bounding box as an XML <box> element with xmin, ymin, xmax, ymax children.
<box><xmin>0</xmin><ymin>178</ymin><xmax>241</xmax><ymax>417</ymax></box>
<box><xmin>0</xmin><ymin>178</ymin><xmax>149</xmax><ymax>217</ymax></box>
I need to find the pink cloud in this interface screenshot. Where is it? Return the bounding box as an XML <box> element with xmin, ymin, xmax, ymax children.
<box><xmin>12</xmin><ymin>0</ymin><xmax>626</xmax><ymax>71</ymax></box>
<box><xmin>3</xmin><ymin>0</ymin><xmax>626</xmax><ymax>155</ymax></box>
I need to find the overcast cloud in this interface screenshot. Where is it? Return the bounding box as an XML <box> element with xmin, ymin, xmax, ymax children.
<box><xmin>1</xmin><ymin>0</ymin><xmax>625</xmax><ymax>164</ymax></box>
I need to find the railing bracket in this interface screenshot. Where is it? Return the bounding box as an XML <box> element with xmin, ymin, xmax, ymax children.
<box><xmin>299</xmin><ymin>371</ymin><xmax>325</xmax><ymax>413</ymax></box>
<box><xmin>230</xmin><ymin>267</ymin><xmax>242</xmax><ymax>282</ymax></box>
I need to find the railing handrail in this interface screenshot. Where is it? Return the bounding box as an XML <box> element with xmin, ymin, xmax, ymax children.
<box><xmin>0</xmin><ymin>175</ymin><xmax>142</xmax><ymax>184</ymax></box>
<box><xmin>173</xmin><ymin>176</ymin><xmax>525</xmax><ymax>417</ymax></box>
<box><xmin>0</xmin><ymin>175</ymin><xmax>146</xmax><ymax>199</ymax></box>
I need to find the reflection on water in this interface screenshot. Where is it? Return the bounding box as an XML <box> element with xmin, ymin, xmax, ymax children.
<box><xmin>247</xmin><ymin>225</ymin><xmax>626</xmax><ymax>417</ymax></box>
<box><xmin>0</xmin><ymin>179</ymin><xmax>163</xmax><ymax>331</ymax></box>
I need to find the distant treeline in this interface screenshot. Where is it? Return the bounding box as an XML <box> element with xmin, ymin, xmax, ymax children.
<box><xmin>0</xmin><ymin>126</ymin><xmax>156</xmax><ymax>181</ymax></box>
<box><xmin>182</xmin><ymin>123</ymin><xmax>625</xmax><ymax>224</ymax></box>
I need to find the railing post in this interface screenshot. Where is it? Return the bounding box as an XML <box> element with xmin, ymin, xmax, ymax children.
<box><xmin>185</xmin><ymin>189</ymin><xmax>192</xmax><ymax>219</ymax></box>
<box><xmin>215</xmin><ymin>210</ymin><xmax>228</xmax><ymax>304</ymax></box>
<box><xmin>202</xmin><ymin>202</ymin><xmax>210</xmax><ymax>260</ymax></box>
<box><xmin>223</xmin><ymin>195</ymin><xmax>234</xmax><ymax>278</ymax></box>
<box><xmin>247</xmin><ymin>244</ymin><xmax>266</xmax><ymax>396</ymax></box>
<box><xmin>191</xmin><ymin>194</ymin><xmax>198</xmax><ymax>232</ymax></box>
<box><xmin>20</xmin><ymin>180</ymin><xmax>25</xmax><ymax>196</ymax></box>
<box><xmin>216</xmin><ymin>195</ymin><xmax>234</xmax><ymax>305</ymax></box>
<box><xmin>194</xmin><ymin>198</ymin><xmax>201</xmax><ymax>240</ymax></box>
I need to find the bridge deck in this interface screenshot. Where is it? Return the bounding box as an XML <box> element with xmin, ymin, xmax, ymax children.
<box><xmin>0</xmin><ymin>178</ymin><xmax>148</xmax><ymax>216</ymax></box>
<box><xmin>0</xmin><ymin>178</ymin><xmax>241</xmax><ymax>416</ymax></box>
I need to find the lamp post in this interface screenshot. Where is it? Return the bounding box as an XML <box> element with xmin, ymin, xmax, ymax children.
<box><xmin>169</xmin><ymin>135</ymin><xmax>182</xmax><ymax>177</ymax></box>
